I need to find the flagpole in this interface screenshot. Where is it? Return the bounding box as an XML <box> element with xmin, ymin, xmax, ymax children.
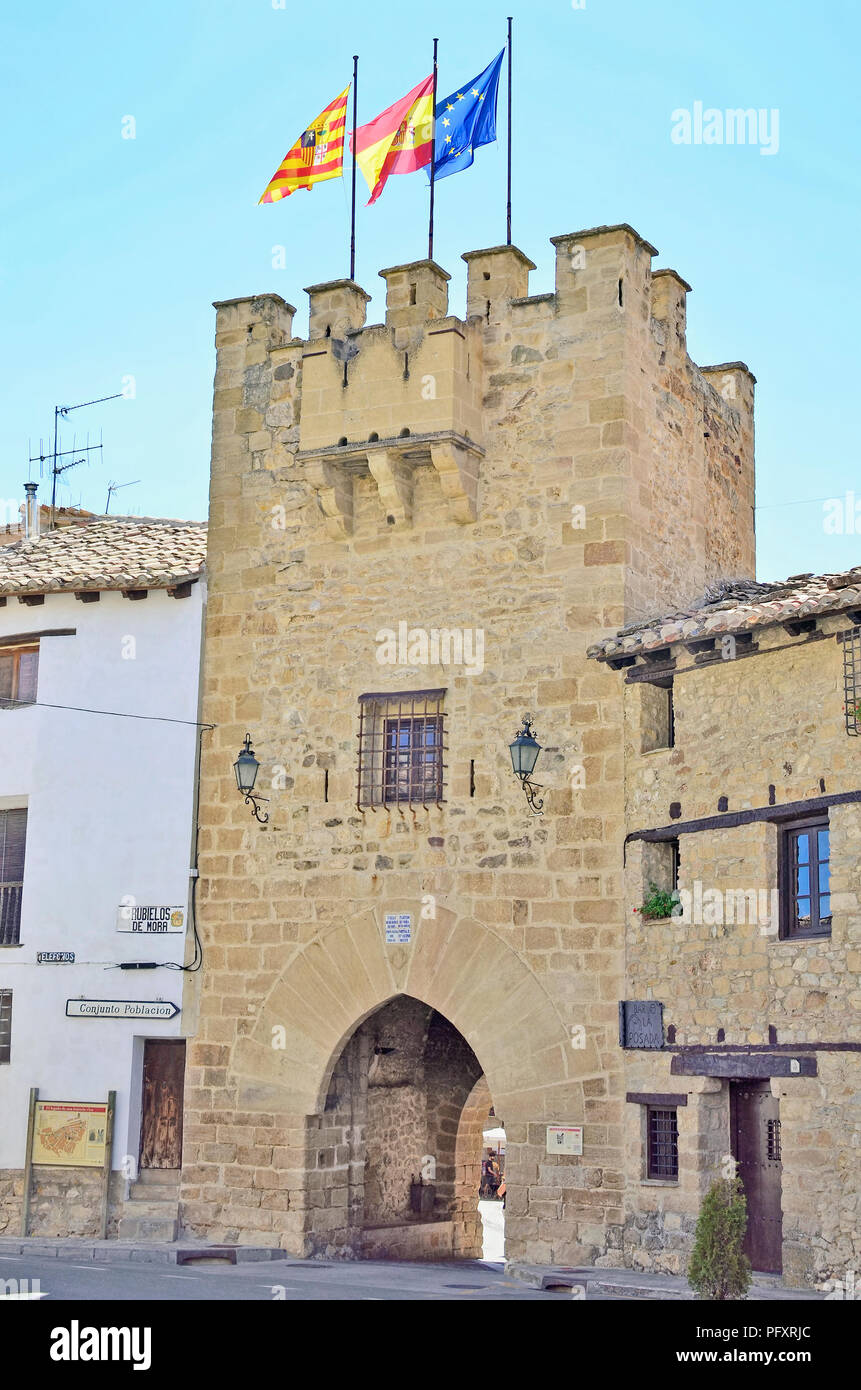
<box><xmin>428</xmin><ymin>37</ymin><xmax>439</xmax><ymax>261</ymax></box>
<box><xmin>350</xmin><ymin>56</ymin><xmax>359</xmax><ymax>280</ymax></box>
<box><xmin>506</xmin><ymin>16</ymin><xmax>513</xmax><ymax>245</ymax></box>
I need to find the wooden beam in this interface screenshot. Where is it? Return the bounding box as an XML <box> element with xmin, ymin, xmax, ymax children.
<box><xmin>626</xmin><ymin>1092</ymin><xmax>688</xmax><ymax>1106</ymax></box>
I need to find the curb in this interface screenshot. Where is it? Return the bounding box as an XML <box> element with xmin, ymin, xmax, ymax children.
<box><xmin>0</xmin><ymin>1238</ymin><xmax>287</xmax><ymax>1266</ymax></box>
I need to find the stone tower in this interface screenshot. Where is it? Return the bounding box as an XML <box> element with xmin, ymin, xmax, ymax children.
<box><xmin>181</xmin><ymin>224</ymin><xmax>755</xmax><ymax>1261</ymax></box>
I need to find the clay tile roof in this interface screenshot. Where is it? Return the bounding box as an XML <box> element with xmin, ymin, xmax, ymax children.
<box><xmin>0</xmin><ymin>517</ymin><xmax>207</xmax><ymax>597</ymax></box>
<box><xmin>587</xmin><ymin>566</ymin><xmax>861</xmax><ymax>661</ymax></box>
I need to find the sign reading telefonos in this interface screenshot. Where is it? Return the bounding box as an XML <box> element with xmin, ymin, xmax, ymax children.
<box><xmin>65</xmin><ymin>1000</ymin><xmax>180</xmax><ymax>1020</ymax></box>
<box><xmin>116</xmin><ymin>904</ymin><xmax>186</xmax><ymax>934</ymax></box>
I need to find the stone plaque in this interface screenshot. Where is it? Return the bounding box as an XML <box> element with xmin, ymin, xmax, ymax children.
<box><xmin>619</xmin><ymin>1000</ymin><xmax>664</xmax><ymax>1049</ymax></box>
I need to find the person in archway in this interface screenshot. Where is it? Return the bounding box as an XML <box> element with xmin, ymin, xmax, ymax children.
<box><xmin>481</xmin><ymin>1149</ymin><xmax>500</xmax><ymax>1198</ymax></box>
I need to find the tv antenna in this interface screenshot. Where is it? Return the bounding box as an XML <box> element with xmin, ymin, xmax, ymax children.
<box><xmin>105</xmin><ymin>479</ymin><xmax>140</xmax><ymax>514</ymax></box>
<box><xmin>29</xmin><ymin>392</ymin><xmax>125</xmax><ymax>528</ymax></box>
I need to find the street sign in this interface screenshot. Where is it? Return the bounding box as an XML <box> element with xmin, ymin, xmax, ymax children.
<box><xmin>117</xmin><ymin>905</ymin><xmax>186</xmax><ymax>934</ymax></box>
<box><xmin>36</xmin><ymin>951</ymin><xmax>75</xmax><ymax>964</ymax></box>
<box><xmin>65</xmin><ymin>999</ymin><xmax>180</xmax><ymax>1020</ymax></box>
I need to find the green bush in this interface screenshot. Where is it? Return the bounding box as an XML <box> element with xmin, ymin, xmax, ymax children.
<box><xmin>688</xmin><ymin>1177</ymin><xmax>752</xmax><ymax>1300</ymax></box>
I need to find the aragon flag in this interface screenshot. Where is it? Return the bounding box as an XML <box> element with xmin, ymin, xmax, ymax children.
<box><xmin>259</xmin><ymin>85</ymin><xmax>350</xmax><ymax>202</ymax></box>
<box><xmin>351</xmin><ymin>74</ymin><xmax>434</xmax><ymax>205</ymax></box>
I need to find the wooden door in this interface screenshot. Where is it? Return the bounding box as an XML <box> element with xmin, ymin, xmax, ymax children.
<box><xmin>140</xmin><ymin>1040</ymin><xmax>185</xmax><ymax>1169</ymax></box>
<box><xmin>730</xmin><ymin>1081</ymin><xmax>783</xmax><ymax>1273</ymax></box>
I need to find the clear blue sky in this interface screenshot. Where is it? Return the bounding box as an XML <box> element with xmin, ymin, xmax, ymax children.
<box><xmin>2</xmin><ymin>0</ymin><xmax>859</xmax><ymax>581</ymax></box>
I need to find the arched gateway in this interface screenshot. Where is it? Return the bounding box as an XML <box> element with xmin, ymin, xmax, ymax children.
<box><xmin>180</xmin><ymin>907</ymin><xmax>589</xmax><ymax>1259</ymax></box>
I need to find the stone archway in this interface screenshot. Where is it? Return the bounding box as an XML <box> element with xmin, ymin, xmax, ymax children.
<box><xmin>181</xmin><ymin>905</ymin><xmax>600</xmax><ymax>1257</ymax></box>
<box><xmin>307</xmin><ymin>995</ymin><xmax>487</xmax><ymax>1259</ymax></box>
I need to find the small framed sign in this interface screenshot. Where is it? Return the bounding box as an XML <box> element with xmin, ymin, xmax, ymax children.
<box><xmin>36</xmin><ymin>951</ymin><xmax>75</xmax><ymax>964</ymax></box>
<box><xmin>547</xmin><ymin>1125</ymin><xmax>583</xmax><ymax>1155</ymax></box>
<box><xmin>619</xmin><ymin>1000</ymin><xmax>665</xmax><ymax>1049</ymax></box>
<box><xmin>385</xmin><ymin>913</ymin><xmax>411</xmax><ymax>943</ymax></box>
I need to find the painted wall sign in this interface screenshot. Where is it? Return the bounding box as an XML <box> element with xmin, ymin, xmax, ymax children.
<box><xmin>116</xmin><ymin>905</ymin><xmax>186</xmax><ymax>934</ymax></box>
<box><xmin>65</xmin><ymin>999</ymin><xmax>180</xmax><ymax>1020</ymax></box>
<box><xmin>32</xmin><ymin>1102</ymin><xmax>109</xmax><ymax>1168</ymax></box>
<box><xmin>619</xmin><ymin>1000</ymin><xmax>665</xmax><ymax>1049</ymax></box>
<box><xmin>547</xmin><ymin>1125</ymin><xmax>583</xmax><ymax>1155</ymax></box>
<box><xmin>385</xmin><ymin>912</ymin><xmax>412</xmax><ymax>943</ymax></box>
<box><xmin>36</xmin><ymin>951</ymin><xmax>75</xmax><ymax>964</ymax></box>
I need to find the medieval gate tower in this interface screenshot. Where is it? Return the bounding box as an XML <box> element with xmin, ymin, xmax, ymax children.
<box><xmin>182</xmin><ymin>224</ymin><xmax>756</xmax><ymax>1262</ymax></box>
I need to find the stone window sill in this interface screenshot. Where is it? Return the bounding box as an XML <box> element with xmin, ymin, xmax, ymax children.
<box><xmin>0</xmin><ymin>943</ymin><xmax>24</xmax><ymax>948</ymax></box>
<box><xmin>640</xmin><ymin>1178</ymin><xmax>679</xmax><ymax>1187</ymax></box>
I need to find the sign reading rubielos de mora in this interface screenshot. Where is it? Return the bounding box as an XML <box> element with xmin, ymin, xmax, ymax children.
<box><xmin>116</xmin><ymin>904</ymin><xmax>186</xmax><ymax>933</ymax></box>
<box><xmin>65</xmin><ymin>1000</ymin><xmax>180</xmax><ymax>1020</ymax></box>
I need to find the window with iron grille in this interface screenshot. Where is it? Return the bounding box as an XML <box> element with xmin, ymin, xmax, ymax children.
<box><xmin>647</xmin><ymin>1106</ymin><xmax>679</xmax><ymax>1179</ymax></box>
<box><xmin>779</xmin><ymin>815</ymin><xmax>831</xmax><ymax>939</ymax></box>
<box><xmin>0</xmin><ymin>644</ymin><xmax>39</xmax><ymax>708</ymax></box>
<box><xmin>0</xmin><ymin>990</ymin><xmax>11</xmax><ymax>1063</ymax></box>
<box><xmin>0</xmin><ymin>809</ymin><xmax>27</xmax><ymax>946</ymax></box>
<box><xmin>357</xmin><ymin>691</ymin><xmax>447</xmax><ymax>808</ymax></box>
<box><xmin>766</xmin><ymin>1117</ymin><xmax>781</xmax><ymax>1162</ymax></box>
<box><xmin>844</xmin><ymin>626</ymin><xmax>861</xmax><ymax>734</ymax></box>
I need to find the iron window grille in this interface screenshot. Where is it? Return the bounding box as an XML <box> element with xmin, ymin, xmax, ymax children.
<box><xmin>0</xmin><ymin>990</ymin><xmax>11</xmax><ymax>1063</ymax></box>
<box><xmin>766</xmin><ymin>1117</ymin><xmax>781</xmax><ymax>1162</ymax></box>
<box><xmin>779</xmin><ymin>815</ymin><xmax>831</xmax><ymax>939</ymax></box>
<box><xmin>357</xmin><ymin>690</ymin><xmax>447</xmax><ymax>809</ymax></box>
<box><xmin>647</xmin><ymin>1106</ymin><xmax>679</xmax><ymax>1180</ymax></box>
<box><xmin>0</xmin><ymin>808</ymin><xmax>27</xmax><ymax>946</ymax></box>
<box><xmin>0</xmin><ymin>644</ymin><xmax>39</xmax><ymax>708</ymax></box>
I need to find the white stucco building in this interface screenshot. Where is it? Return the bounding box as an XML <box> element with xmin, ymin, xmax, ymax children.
<box><xmin>0</xmin><ymin>498</ymin><xmax>206</xmax><ymax>1237</ymax></box>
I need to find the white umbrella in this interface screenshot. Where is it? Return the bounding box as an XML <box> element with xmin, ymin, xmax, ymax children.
<box><xmin>482</xmin><ymin>1126</ymin><xmax>506</xmax><ymax>1142</ymax></box>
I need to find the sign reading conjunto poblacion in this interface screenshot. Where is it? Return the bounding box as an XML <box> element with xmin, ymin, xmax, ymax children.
<box><xmin>116</xmin><ymin>904</ymin><xmax>186</xmax><ymax>934</ymax></box>
<box><xmin>65</xmin><ymin>999</ymin><xmax>180</xmax><ymax>1020</ymax></box>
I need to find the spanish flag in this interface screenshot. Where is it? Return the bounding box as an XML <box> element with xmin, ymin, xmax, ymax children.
<box><xmin>351</xmin><ymin>74</ymin><xmax>434</xmax><ymax>205</ymax></box>
<box><xmin>259</xmin><ymin>86</ymin><xmax>350</xmax><ymax>202</ymax></box>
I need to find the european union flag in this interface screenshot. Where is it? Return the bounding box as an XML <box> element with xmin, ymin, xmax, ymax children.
<box><xmin>431</xmin><ymin>50</ymin><xmax>504</xmax><ymax>181</ymax></box>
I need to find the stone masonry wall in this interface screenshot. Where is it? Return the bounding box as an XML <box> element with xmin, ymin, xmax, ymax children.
<box><xmin>180</xmin><ymin>224</ymin><xmax>756</xmax><ymax>1265</ymax></box>
<box><xmin>618</xmin><ymin>621</ymin><xmax>861</xmax><ymax>1285</ymax></box>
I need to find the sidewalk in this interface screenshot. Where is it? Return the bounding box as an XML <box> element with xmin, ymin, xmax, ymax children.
<box><xmin>0</xmin><ymin>1234</ymin><xmax>828</xmax><ymax>1298</ymax></box>
<box><xmin>507</xmin><ymin>1262</ymin><xmax>826</xmax><ymax>1300</ymax></box>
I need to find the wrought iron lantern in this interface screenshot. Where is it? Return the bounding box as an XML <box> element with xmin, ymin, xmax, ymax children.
<box><xmin>233</xmin><ymin>732</ymin><xmax>269</xmax><ymax>824</ymax></box>
<box><xmin>509</xmin><ymin>713</ymin><xmax>544</xmax><ymax>814</ymax></box>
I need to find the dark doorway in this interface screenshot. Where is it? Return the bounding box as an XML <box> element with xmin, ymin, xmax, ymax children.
<box><xmin>140</xmin><ymin>1039</ymin><xmax>185</xmax><ymax>1169</ymax></box>
<box><xmin>730</xmin><ymin>1081</ymin><xmax>783</xmax><ymax>1273</ymax></box>
<box><xmin>311</xmin><ymin>995</ymin><xmax>491</xmax><ymax>1259</ymax></box>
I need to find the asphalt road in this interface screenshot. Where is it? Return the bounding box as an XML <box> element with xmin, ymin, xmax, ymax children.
<box><xmin>0</xmin><ymin>1252</ymin><xmax>560</xmax><ymax>1301</ymax></box>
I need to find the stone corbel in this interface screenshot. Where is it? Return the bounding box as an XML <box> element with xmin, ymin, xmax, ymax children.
<box><xmin>367</xmin><ymin>448</ymin><xmax>413</xmax><ymax>528</ymax></box>
<box><xmin>429</xmin><ymin>439</ymin><xmax>478</xmax><ymax>524</ymax></box>
<box><xmin>306</xmin><ymin>458</ymin><xmax>353</xmax><ymax>538</ymax></box>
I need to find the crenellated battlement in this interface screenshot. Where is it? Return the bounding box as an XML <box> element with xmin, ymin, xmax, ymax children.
<box><xmin>210</xmin><ymin>222</ymin><xmax>756</xmax><ymax>611</ymax></box>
